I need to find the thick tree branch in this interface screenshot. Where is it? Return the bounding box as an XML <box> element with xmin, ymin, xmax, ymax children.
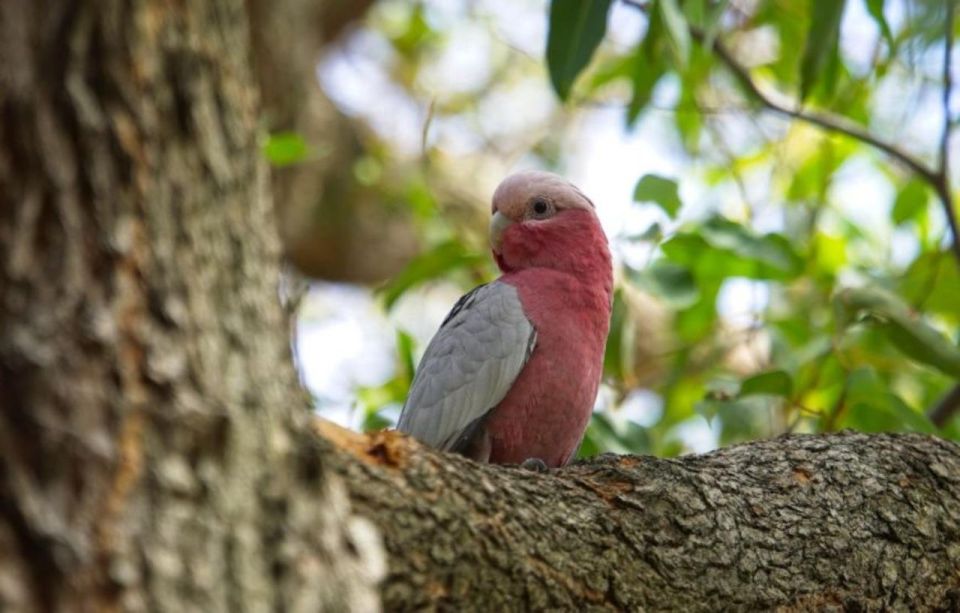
<box><xmin>320</xmin><ymin>422</ymin><xmax>960</xmax><ymax>610</ymax></box>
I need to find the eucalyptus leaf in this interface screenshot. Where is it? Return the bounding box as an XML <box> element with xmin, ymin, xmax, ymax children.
<box><xmin>840</xmin><ymin>368</ymin><xmax>935</xmax><ymax>433</ymax></box>
<box><xmin>799</xmin><ymin>0</ymin><xmax>847</xmax><ymax>101</ymax></box>
<box><xmin>740</xmin><ymin>370</ymin><xmax>794</xmax><ymax>398</ymax></box>
<box><xmin>662</xmin><ymin>217</ymin><xmax>803</xmax><ymax>280</ymax></box>
<box><xmin>627</xmin><ymin>10</ymin><xmax>667</xmax><ymax>126</ymax></box>
<box><xmin>865</xmin><ymin>0</ymin><xmax>895</xmax><ymax>50</ymax></box>
<box><xmin>835</xmin><ymin>287</ymin><xmax>960</xmax><ymax>378</ymax></box>
<box><xmin>891</xmin><ymin>179</ymin><xmax>929</xmax><ymax>225</ymax></box>
<box><xmin>628</xmin><ymin>261</ymin><xmax>699</xmax><ymax>308</ymax></box>
<box><xmin>546</xmin><ymin>0</ymin><xmax>613</xmax><ymax>100</ymax></box>
<box><xmin>659</xmin><ymin>0</ymin><xmax>691</xmax><ymax>67</ymax></box>
<box><xmin>380</xmin><ymin>241</ymin><xmax>486</xmax><ymax>310</ymax></box>
<box><xmin>633</xmin><ymin>174</ymin><xmax>682</xmax><ymax>218</ymax></box>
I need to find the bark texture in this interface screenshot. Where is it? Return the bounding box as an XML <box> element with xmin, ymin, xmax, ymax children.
<box><xmin>0</xmin><ymin>1</ymin><xmax>380</xmax><ymax>611</ymax></box>
<box><xmin>320</xmin><ymin>422</ymin><xmax>960</xmax><ymax>611</ymax></box>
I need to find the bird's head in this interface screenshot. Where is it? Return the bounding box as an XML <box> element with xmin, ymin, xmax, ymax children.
<box><xmin>490</xmin><ymin>171</ymin><xmax>609</xmax><ymax>275</ymax></box>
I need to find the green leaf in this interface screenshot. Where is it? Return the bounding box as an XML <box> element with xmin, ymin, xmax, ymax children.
<box><xmin>835</xmin><ymin>287</ymin><xmax>960</xmax><ymax>379</ymax></box>
<box><xmin>587</xmin><ymin>53</ymin><xmax>635</xmax><ymax>92</ymax></box>
<box><xmin>840</xmin><ymin>368</ymin><xmax>935</xmax><ymax>433</ymax></box>
<box><xmin>662</xmin><ymin>217</ymin><xmax>803</xmax><ymax>281</ymax></box>
<box><xmin>674</xmin><ymin>281</ymin><xmax>720</xmax><ymax>342</ymax></box>
<box><xmin>633</xmin><ymin>174</ymin><xmax>682</xmax><ymax>218</ymax></box>
<box><xmin>361</xmin><ymin>410</ymin><xmax>394</xmax><ymax>433</ymax></box>
<box><xmin>379</xmin><ymin>241</ymin><xmax>486</xmax><ymax>310</ymax></box>
<box><xmin>799</xmin><ymin>0</ymin><xmax>847</xmax><ymax>101</ymax></box>
<box><xmin>627</xmin><ymin>5</ymin><xmax>667</xmax><ymax>126</ymax></box>
<box><xmin>864</xmin><ymin>0</ymin><xmax>894</xmax><ymax>50</ymax></box>
<box><xmin>387</xmin><ymin>4</ymin><xmax>438</xmax><ymax>58</ymax></box>
<box><xmin>396</xmin><ymin>330</ymin><xmax>416</xmax><ymax>382</ymax></box>
<box><xmin>578</xmin><ymin>412</ymin><xmax>650</xmax><ymax>458</ymax></box>
<box><xmin>623</xmin><ymin>222</ymin><xmax>663</xmax><ymax>243</ymax></box>
<box><xmin>627</xmin><ymin>50</ymin><xmax>666</xmax><ymax>126</ymax></box>
<box><xmin>263</xmin><ymin>132</ymin><xmax>311</xmax><ymax>167</ymax></box>
<box><xmin>546</xmin><ymin>0</ymin><xmax>613</xmax><ymax>100</ymax></box>
<box><xmin>701</xmin><ymin>0</ymin><xmax>731</xmax><ymax>52</ymax></box>
<box><xmin>891</xmin><ymin>179</ymin><xmax>929</xmax><ymax>225</ymax></box>
<box><xmin>901</xmin><ymin>251</ymin><xmax>960</xmax><ymax>320</ymax></box>
<box><xmin>659</xmin><ymin>0</ymin><xmax>691</xmax><ymax>67</ymax></box>
<box><xmin>843</xmin><ymin>401</ymin><xmax>935</xmax><ymax>434</ymax></box>
<box><xmin>682</xmin><ymin>0</ymin><xmax>706</xmax><ymax>26</ymax></box>
<box><xmin>739</xmin><ymin>370</ymin><xmax>794</xmax><ymax>398</ymax></box>
<box><xmin>603</xmin><ymin>289</ymin><xmax>628</xmax><ymax>379</ymax></box>
<box><xmin>627</xmin><ymin>261</ymin><xmax>699</xmax><ymax>308</ymax></box>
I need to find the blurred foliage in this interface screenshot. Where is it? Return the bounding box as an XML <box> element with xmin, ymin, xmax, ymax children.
<box><xmin>321</xmin><ymin>0</ymin><xmax>960</xmax><ymax>458</ymax></box>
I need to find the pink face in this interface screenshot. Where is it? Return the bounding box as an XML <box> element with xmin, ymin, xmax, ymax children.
<box><xmin>489</xmin><ymin>171</ymin><xmax>604</xmax><ymax>273</ymax></box>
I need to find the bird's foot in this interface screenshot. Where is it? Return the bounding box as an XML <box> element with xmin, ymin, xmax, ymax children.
<box><xmin>520</xmin><ymin>457</ymin><xmax>550</xmax><ymax>473</ymax></box>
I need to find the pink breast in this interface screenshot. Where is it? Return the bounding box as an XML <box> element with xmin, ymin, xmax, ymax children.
<box><xmin>485</xmin><ymin>270</ymin><xmax>610</xmax><ymax>466</ymax></box>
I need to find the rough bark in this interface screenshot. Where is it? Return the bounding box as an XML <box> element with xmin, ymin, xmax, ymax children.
<box><xmin>320</xmin><ymin>421</ymin><xmax>960</xmax><ymax>611</ymax></box>
<box><xmin>0</xmin><ymin>1</ymin><xmax>380</xmax><ymax>611</ymax></box>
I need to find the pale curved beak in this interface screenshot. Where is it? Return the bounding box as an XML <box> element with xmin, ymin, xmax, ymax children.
<box><xmin>489</xmin><ymin>211</ymin><xmax>513</xmax><ymax>252</ymax></box>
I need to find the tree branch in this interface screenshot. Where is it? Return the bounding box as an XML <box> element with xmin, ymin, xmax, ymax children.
<box><xmin>709</xmin><ymin>39</ymin><xmax>942</xmax><ymax>185</ymax></box>
<box><xmin>931</xmin><ymin>383</ymin><xmax>960</xmax><ymax>428</ymax></box>
<box><xmin>621</xmin><ymin>1</ymin><xmax>941</xmax><ymax>185</ymax></box>
<box><xmin>320</xmin><ymin>423</ymin><xmax>960</xmax><ymax>610</ymax></box>
<box><xmin>621</xmin><ymin>0</ymin><xmax>960</xmax><ymax>426</ymax></box>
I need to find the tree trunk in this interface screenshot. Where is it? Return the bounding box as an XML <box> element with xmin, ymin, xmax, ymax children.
<box><xmin>2</xmin><ymin>1</ymin><xmax>960</xmax><ymax>612</ymax></box>
<box><xmin>0</xmin><ymin>1</ymin><xmax>380</xmax><ymax>611</ymax></box>
<box><xmin>320</xmin><ymin>422</ymin><xmax>960</xmax><ymax>611</ymax></box>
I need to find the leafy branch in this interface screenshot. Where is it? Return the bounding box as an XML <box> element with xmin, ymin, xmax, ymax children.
<box><xmin>931</xmin><ymin>0</ymin><xmax>959</xmax><ymax>427</ymax></box>
<box><xmin>618</xmin><ymin>0</ymin><xmax>960</xmax><ymax>426</ymax></box>
<box><xmin>621</xmin><ymin>0</ymin><xmax>959</xmax><ymax>267</ymax></box>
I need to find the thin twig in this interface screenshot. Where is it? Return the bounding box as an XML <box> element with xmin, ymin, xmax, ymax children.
<box><xmin>620</xmin><ymin>0</ymin><xmax>960</xmax><ymax>264</ymax></box>
<box><xmin>620</xmin><ymin>0</ymin><xmax>941</xmax><ymax>185</ymax></box>
<box><xmin>931</xmin><ymin>384</ymin><xmax>960</xmax><ymax>428</ymax></box>
<box><xmin>707</xmin><ymin>36</ymin><xmax>941</xmax><ymax>186</ymax></box>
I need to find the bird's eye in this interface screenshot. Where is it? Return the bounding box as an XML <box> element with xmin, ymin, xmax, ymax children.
<box><xmin>529</xmin><ymin>198</ymin><xmax>552</xmax><ymax>219</ymax></box>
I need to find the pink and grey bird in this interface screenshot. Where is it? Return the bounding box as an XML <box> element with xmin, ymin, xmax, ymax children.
<box><xmin>397</xmin><ymin>171</ymin><xmax>613</xmax><ymax>467</ymax></box>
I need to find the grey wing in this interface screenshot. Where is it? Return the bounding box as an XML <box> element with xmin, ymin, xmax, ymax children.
<box><xmin>397</xmin><ymin>281</ymin><xmax>537</xmax><ymax>451</ymax></box>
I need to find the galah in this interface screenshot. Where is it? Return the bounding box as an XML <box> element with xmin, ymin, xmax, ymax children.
<box><xmin>397</xmin><ymin>171</ymin><xmax>613</xmax><ymax>467</ymax></box>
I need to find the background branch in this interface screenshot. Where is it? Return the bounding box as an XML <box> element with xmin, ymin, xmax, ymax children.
<box><xmin>621</xmin><ymin>0</ymin><xmax>960</xmax><ymax>427</ymax></box>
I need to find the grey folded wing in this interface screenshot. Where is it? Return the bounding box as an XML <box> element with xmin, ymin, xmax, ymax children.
<box><xmin>397</xmin><ymin>281</ymin><xmax>537</xmax><ymax>451</ymax></box>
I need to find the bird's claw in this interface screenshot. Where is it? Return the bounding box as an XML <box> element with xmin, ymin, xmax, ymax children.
<box><xmin>520</xmin><ymin>457</ymin><xmax>550</xmax><ymax>473</ymax></box>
